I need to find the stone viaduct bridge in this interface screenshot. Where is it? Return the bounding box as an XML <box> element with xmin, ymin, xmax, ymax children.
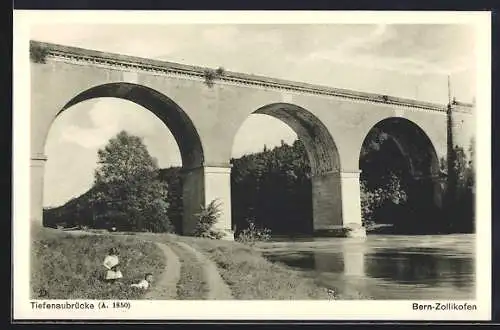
<box><xmin>29</xmin><ymin>40</ymin><xmax>475</xmax><ymax>237</ymax></box>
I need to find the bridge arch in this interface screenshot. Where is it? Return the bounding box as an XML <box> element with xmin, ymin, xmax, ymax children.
<box><xmin>55</xmin><ymin>82</ymin><xmax>204</xmax><ymax>170</ymax></box>
<box><xmin>359</xmin><ymin>117</ymin><xmax>444</xmax><ymax>233</ymax></box>
<box><xmin>253</xmin><ymin>103</ymin><xmax>341</xmax><ymax>175</ymax></box>
<box><xmin>231</xmin><ymin>102</ymin><xmax>344</xmax><ymax>235</ymax></box>
<box><xmin>37</xmin><ymin>82</ymin><xmax>205</xmax><ymax>233</ymax></box>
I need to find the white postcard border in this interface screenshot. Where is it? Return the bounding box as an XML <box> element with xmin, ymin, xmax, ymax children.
<box><xmin>12</xmin><ymin>10</ymin><xmax>492</xmax><ymax>321</ymax></box>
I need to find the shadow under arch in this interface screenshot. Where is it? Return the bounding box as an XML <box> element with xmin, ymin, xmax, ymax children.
<box><xmin>359</xmin><ymin>117</ymin><xmax>444</xmax><ymax>233</ymax></box>
<box><xmin>58</xmin><ymin>82</ymin><xmax>204</xmax><ymax>170</ymax></box>
<box><xmin>360</xmin><ymin>117</ymin><xmax>440</xmax><ymax>179</ymax></box>
<box><xmin>253</xmin><ymin>103</ymin><xmax>340</xmax><ymax>176</ymax></box>
<box><xmin>231</xmin><ymin>102</ymin><xmax>342</xmax><ymax>235</ymax></box>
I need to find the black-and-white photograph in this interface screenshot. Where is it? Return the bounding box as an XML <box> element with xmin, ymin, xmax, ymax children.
<box><xmin>13</xmin><ymin>10</ymin><xmax>491</xmax><ymax>321</ymax></box>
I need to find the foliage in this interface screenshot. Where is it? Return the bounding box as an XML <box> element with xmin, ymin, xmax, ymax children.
<box><xmin>443</xmin><ymin>140</ymin><xmax>475</xmax><ymax>233</ymax></box>
<box><xmin>192</xmin><ymin>199</ymin><xmax>224</xmax><ymax>239</ymax></box>
<box><xmin>359</xmin><ymin>125</ymin><xmax>475</xmax><ymax>234</ymax></box>
<box><xmin>359</xmin><ymin>127</ymin><xmax>390</xmax><ymax>160</ymax></box>
<box><xmin>360</xmin><ymin>173</ymin><xmax>408</xmax><ymax>226</ymax></box>
<box><xmin>159</xmin><ymin>167</ymin><xmax>184</xmax><ymax>234</ymax></box>
<box><xmin>87</xmin><ymin>131</ymin><xmax>173</xmax><ymax>233</ymax></box>
<box><xmin>31</xmin><ymin>228</ymin><xmax>165</xmax><ymax>299</ymax></box>
<box><xmin>45</xmin><ymin>127</ymin><xmax>475</xmax><ymax>236</ymax></box>
<box><xmin>44</xmin><ymin>131</ymin><xmax>174</xmax><ymax>233</ymax></box>
<box><xmin>231</xmin><ymin>140</ymin><xmax>312</xmax><ymax>235</ymax></box>
<box><xmin>236</xmin><ymin>219</ymin><xmax>272</xmax><ymax>246</ymax></box>
<box><xmin>203</xmin><ymin>67</ymin><xmax>225</xmax><ymax>87</ymax></box>
<box><xmin>30</xmin><ymin>44</ymin><xmax>49</xmax><ymax>64</ymax></box>
<box><xmin>215</xmin><ymin>67</ymin><xmax>225</xmax><ymax>76</ymax></box>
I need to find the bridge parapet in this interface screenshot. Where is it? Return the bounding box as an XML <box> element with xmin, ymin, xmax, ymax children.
<box><xmin>451</xmin><ymin>100</ymin><xmax>475</xmax><ymax>114</ymax></box>
<box><xmin>31</xmin><ymin>40</ymin><xmax>451</xmax><ymax>113</ymax></box>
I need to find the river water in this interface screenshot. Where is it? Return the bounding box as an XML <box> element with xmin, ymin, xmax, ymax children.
<box><xmin>256</xmin><ymin>234</ymin><xmax>476</xmax><ymax>300</ymax></box>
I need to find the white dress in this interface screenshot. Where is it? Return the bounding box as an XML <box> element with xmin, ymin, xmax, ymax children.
<box><xmin>103</xmin><ymin>255</ymin><xmax>123</xmax><ymax>280</ymax></box>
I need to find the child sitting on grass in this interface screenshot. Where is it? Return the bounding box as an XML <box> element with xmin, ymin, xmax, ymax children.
<box><xmin>103</xmin><ymin>247</ymin><xmax>123</xmax><ymax>283</ymax></box>
<box><xmin>130</xmin><ymin>273</ymin><xmax>153</xmax><ymax>290</ymax></box>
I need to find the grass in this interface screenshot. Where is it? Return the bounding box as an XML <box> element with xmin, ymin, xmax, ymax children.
<box><xmin>31</xmin><ymin>227</ymin><xmax>166</xmax><ymax>300</ymax></box>
<box><xmin>141</xmin><ymin>233</ymin><xmax>360</xmax><ymax>300</ymax></box>
<box><xmin>176</xmin><ymin>236</ymin><xmax>331</xmax><ymax>299</ymax></box>
<box><xmin>137</xmin><ymin>233</ymin><xmax>209</xmax><ymax>299</ymax></box>
<box><xmin>31</xmin><ymin>226</ymin><xmax>369</xmax><ymax>300</ymax></box>
<box><xmin>169</xmin><ymin>243</ymin><xmax>208</xmax><ymax>300</ymax></box>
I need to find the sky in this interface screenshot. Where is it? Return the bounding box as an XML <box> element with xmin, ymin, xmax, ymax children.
<box><xmin>33</xmin><ymin>24</ymin><xmax>477</xmax><ymax>207</ymax></box>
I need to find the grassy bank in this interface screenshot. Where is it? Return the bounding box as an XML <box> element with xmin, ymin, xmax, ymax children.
<box><xmin>32</xmin><ymin>226</ymin><xmax>368</xmax><ymax>300</ymax></box>
<box><xmin>140</xmin><ymin>233</ymin><xmax>350</xmax><ymax>300</ymax></box>
<box><xmin>31</xmin><ymin>227</ymin><xmax>165</xmax><ymax>299</ymax></box>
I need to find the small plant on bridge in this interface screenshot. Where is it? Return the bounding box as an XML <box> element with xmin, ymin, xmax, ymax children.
<box><xmin>236</xmin><ymin>218</ymin><xmax>271</xmax><ymax>246</ymax></box>
<box><xmin>193</xmin><ymin>199</ymin><xmax>225</xmax><ymax>239</ymax></box>
<box><xmin>203</xmin><ymin>67</ymin><xmax>225</xmax><ymax>88</ymax></box>
<box><xmin>30</xmin><ymin>44</ymin><xmax>50</xmax><ymax>64</ymax></box>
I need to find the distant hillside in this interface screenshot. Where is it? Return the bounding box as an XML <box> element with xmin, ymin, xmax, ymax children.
<box><xmin>43</xmin><ymin>167</ymin><xmax>184</xmax><ymax>233</ymax></box>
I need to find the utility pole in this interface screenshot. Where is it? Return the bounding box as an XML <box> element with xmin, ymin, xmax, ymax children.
<box><xmin>445</xmin><ymin>75</ymin><xmax>457</xmax><ymax>227</ymax></box>
<box><xmin>446</xmin><ymin>75</ymin><xmax>454</xmax><ymax>176</ymax></box>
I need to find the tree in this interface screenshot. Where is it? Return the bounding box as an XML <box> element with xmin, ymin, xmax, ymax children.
<box><xmin>231</xmin><ymin>140</ymin><xmax>312</xmax><ymax>235</ymax></box>
<box><xmin>89</xmin><ymin>131</ymin><xmax>173</xmax><ymax>232</ymax></box>
<box><xmin>443</xmin><ymin>140</ymin><xmax>475</xmax><ymax>233</ymax></box>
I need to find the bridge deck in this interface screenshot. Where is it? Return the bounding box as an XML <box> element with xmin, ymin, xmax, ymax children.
<box><xmin>30</xmin><ymin>40</ymin><xmax>473</xmax><ymax>113</ymax></box>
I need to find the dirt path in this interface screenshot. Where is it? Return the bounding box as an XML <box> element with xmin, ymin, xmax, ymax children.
<box><xmin>143</xmin><ymin>242</ymin><xmax>181</xmax><ymax>300</ymax></box>
<box><xmin>175</xmin><ymin>241</ymin><xmax>233</xmax><ymax>300</ymax></box>
<box><xmin>168</xmin><ymin>242</ymin><xmax>208</xmax><ymax>299</ymax></box>
<box><xmin>62</xmin><ymin>230</ymin><xmax>231</xmax><ymax>300</ymax></box>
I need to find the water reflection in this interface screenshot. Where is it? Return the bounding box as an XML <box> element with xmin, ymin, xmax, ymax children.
<box><xmin>266</xmin><ymin>251</ymin><xmax>317</xmax><ymax>269</ymax></box>
<box><xmin>365</xmin><ymin>247</ymin><xmax>474</xmax><ymax>288</ymax></box>
<box><xmin>260</xmin><ymin>235</ymin><xmax>475</xmax><ymax>299</ymax></box>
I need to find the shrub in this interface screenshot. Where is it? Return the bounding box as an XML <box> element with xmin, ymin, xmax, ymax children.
<box><xmin>236</xmin><ymin>219</ymin><xmax>271</xmax><ymax>246</ymax></box>
<box><xmin>360</xmin><ymin>172</ymin><xmax>407</xmax><ymax>226</ymax></box>
<box><xmin>203</xmin><ymin>69</ymin><xmax>216</xmax><ymax>87</ymax></box>
<box><xmin>215</xmin><ymin>67</ymin><xmax>225</xmax><ymax>76</ymax></box>
<box><xmin>30</xmin><ymin>44</ymin><xmax>49</xmax><ymax>64</ymax></box>
<box><xmin>193</xmin><ymin>199</ymin><xmax>224</xmax><ymax>239</ymax></box>
<box><xmin>203</xmin><ymin>67</ymin><xmax>225</xmax><ymax>88</ymax></box>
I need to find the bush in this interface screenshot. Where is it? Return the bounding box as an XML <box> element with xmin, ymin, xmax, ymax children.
<box><xmin>360</xmin><ymin>172</ymin><xmax>407</xmax><ymax>226</ymax></box>
<box><xmin>215</xmin><ymin>67</ymin><xmax>225</xmax><ymax>76</ymax></box>
<box><xmin>30</xmin><ymin>44</ymin><xmax>49</xmax><ymax>64</ymax></box>
<box><xmin>193</xmin><ymin>199</ymin><xmax>224</xmax><ymax>239</ymax></box>
<box><xmin>203</xmin><ymin>67</ymin><xmax>225</xmax><ymax>87</ymax></box>
<box><xmin>236</xmin><ymin>219</ymin><xmax>271</xmax><ymax>246</ymax></box>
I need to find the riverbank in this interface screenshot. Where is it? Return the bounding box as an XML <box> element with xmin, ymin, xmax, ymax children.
<box><xmin>138</xmin><ymin>233</ymin><xmax>368</xmax><ymax>299</ymax></box>
<box><xmin>31</xmin><ymin>227</ymin><xmax>369</xmax><ymax>300</ymax></box>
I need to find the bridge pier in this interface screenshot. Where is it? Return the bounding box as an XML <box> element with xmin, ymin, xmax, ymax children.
<box><xmin>30</xmin><ymin>155</ymin><xmax>47</xmax><ymax>227</ymax></box>
<box><xmin>313</xmin><ymin>243</ymin><xmax>367</xmax><ymax>277</ymax></box>
<box><xmin>342</xmin><ymin>243</ymin><xmax>367</xmax><ymax>277</ymax></box>
<box><xmin>312</xmin><ymin>170</ymin><xmax>366</xmax><ymax>238</ymax></box>
<box><xmin>182</xmin><ymin>165</ymin><xmax>233</xmax><ymax>240</ymax></box>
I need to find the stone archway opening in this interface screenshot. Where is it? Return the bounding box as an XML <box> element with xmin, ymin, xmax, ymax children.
<box><xmin>230</xmin><ymin>103</ymin><xmax>341</xmax><ymax>237</ymax></box>
<box><xmin>359</xmin><ymin>117</ymin><xmax>442</xmax><ymax>234</ymax></box>
<box><xmin>38</xmin><ymin>82</ymin><xmax>204</xmax><ymax>234</ymax></box>
<box><xmin>58</xmin><ymin>83</ymin><xmax>204</xmax><ymax>170</ymax></box>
